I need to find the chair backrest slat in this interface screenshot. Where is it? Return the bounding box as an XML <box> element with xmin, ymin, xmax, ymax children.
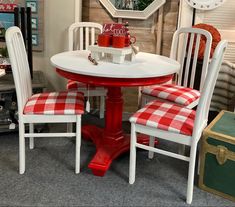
<box><xmin>85</xmin><ymin>27</ymin><xmax>89</xmax><ymax>50</ymax></box>
<box><xmin>190</xmin><ymin>34</ymin><xmax>201</xmax><ymax>88</ymax></box>
<box><xmin>184</xmin><ymin>33</ymin><xmax>195</xmax><ymax>87</ymax></box>
<box><xmin>91</xmin><ymin>27</ymin><xmax>95</xmax><ymax>45</ymax></box>
<box><xmin>79</xmin><ymin>27</ymin><xmax>83</xmax><ymax>50</ymax></box>
<box><xmin>199</xmin><ymin>33</ymin><xmax>212</xmax><ymax>92</ymax></box>
<box><xmin>170</xmin><ymin>27</ymin><xmax>212</xmax><ymax>91</ymax></box>
<box><xmin>172</xmin><ymin>33</ymin><xmax>188</xmax><ymax>85</ymax></box>
<box><xmin>6</xmin><ymin>26</ymin><xmax>32</xmax><ymax>115</ymax></box>
<box><xmin>68</xmin><ymin>22</ymin><xmax>102</xmax><ymax>51</ymax></box>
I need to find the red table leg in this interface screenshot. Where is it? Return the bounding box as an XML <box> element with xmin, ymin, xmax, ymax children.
<box><xmin>82</xmin><ymin>87</ymin><xmax>157</xmax><ymax>176</ymax></box>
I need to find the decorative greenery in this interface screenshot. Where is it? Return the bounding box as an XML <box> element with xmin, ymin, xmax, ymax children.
<box><xmin>137</xmin><ymin>0</ymin><xmax>154</xmax><ymax>11</ymax></box>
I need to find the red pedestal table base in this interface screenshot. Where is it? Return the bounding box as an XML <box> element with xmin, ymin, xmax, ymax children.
<box><xmin>82</xmin><ymin>125</ymin><xmax>158</xmax><ymax>176</ymax></box>
<box><xmin>55</xmin><ymin>70</ymin><xmax>173</xmax><ymax>176</ymax></box>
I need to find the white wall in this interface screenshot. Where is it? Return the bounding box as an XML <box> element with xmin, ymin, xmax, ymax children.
<box><xmin>178</xmin><ymin>0</ymin><xmax>193</xmax><ymax>28</ymax></box>
<box><xmin>33</xmin><ymin>0</ymin><xmax>75</xmax><ymax>91</ymax></box>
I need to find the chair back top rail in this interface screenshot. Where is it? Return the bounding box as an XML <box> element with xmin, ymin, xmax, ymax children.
<box><xmin>68</xmin><ymin>22</ymin><xmax>103</xmax><ymax>51</ymax></box>
<box><xmin>170</xmin><ymin>27</ymin><xmax>212</xmax><ymax>92</ymax></box>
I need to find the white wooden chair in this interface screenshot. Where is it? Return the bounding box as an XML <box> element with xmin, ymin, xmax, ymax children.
<box><xmin>141</xmin><ymin>27</ymin><xmax>212</xmax><ymax>109</ymax></box>
<box><xmin>67</xmin><ymin>22</ymin><xmax>107</xmax><ymax>118</ymax></box>
<box><xmin>6</xmin><ymin>26</ymin><xmax>84</xmax><ymax>174</ymax></box>
<box><xmin>129</xmin><ymin>40</ymin><xmax>228</xmax><ymax>204</ymax></box>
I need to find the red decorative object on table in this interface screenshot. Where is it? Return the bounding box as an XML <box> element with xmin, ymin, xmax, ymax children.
<box><xmin>102</xmin><ymin>23</ymin><xmax>129</xmax><ymax>36</ymax></box>
<box><xmin>99</xmin><ymin>23</ymin><xmax>136</xmax><ymax>48</ymax></box>
<box><xmin>112</xmin><ymin>35</ymin><xmax>126</xmax><ymax>48</ymax></box>
<box><xmin>97</xmin><ymin>34</ymin><xmax>111</xmax><ymax>47</ymax></box>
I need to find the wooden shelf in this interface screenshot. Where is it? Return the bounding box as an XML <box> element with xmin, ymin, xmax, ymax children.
<box><xmin>0</xmin><ymin>70</ymin><xmax>46</xmax><ymax>92</ymax></box>
<box><xmin>0</xmin><ymin>71</ymin><xmax>46</xmax><ymax>133</ymax></box>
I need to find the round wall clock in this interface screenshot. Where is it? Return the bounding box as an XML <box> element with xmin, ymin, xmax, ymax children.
<box><xmin>186</xmin><ymin>0</ymin><xmax>226</xmax><ymax>10</ymax></box>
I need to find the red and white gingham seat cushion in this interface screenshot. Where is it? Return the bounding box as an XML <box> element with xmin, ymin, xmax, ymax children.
<box><xmin>67</xmin><ymin>80</ymin><xmax>98</xmax><ymax>91</ymax></box>
<box><xmin>130</xmin><ymin>100</ymin><xmax>196</xmax><ymax>136</ymax></box>
<box><xmin>24</xmin><ymin>91</ymin><xmax>84</xmax><ymax>115</ymax></box>
<box><xmin>142</xmin><ymin>84</ymin><xmax>200</xmax><ymax>106</ymax></box>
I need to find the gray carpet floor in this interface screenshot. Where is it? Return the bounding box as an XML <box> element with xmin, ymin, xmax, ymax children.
<box><xmin>0</xmin><ymin>114</ymin><xmax>234</xmax><ymax>207</ymax></box>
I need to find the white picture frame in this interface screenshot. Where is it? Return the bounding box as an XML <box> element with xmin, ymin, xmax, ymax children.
<box><xmin>99</xmin><ymin>0</ymin><xmax>166</xmax><ymax>19</ymax></box>
<box><xmin>26</xmin><ymin>1</ymin><xmax>38</xmax><ymax>13</ymax></box>
<box><xmin>31</xmin><ymin>17</ymin><xmax>38</xmax><ymax>30</ymax></box>
<box><xmin>32</xmin><ymin>34</ymin><xmax>39</xmax><ymax>46</ymax></box>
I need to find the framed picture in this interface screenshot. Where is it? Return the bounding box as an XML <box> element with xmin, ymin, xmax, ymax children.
<box><xmin>32</xmin><ymin>34</ymin><xmax>38</xmax><ymax>46</ymax></box>
<box><xmin>26</xmin><ymin>1</ymin><xmax>38</xmax><ymax>13</ymax></box>
<box><xmin>31</xmin><ymin>17</ymin><xmax>38</xmax><ymax>30</ymax></box>
<box><xmin>0</xmin><ymin>12</ymin><xmax>14</xmax><ymax>38</ymax></box>
<box><xmin>0</xmin><ymin>3</ymin><xmax>17</xmax><ymax>12</ymax></box>
<box><xmin>0</xmin><ymin>12</ymin><xmax>14</xmax><ymax>29</ymax></box>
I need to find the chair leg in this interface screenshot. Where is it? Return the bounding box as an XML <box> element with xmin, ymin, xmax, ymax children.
<box><xmin>99</xmin><ymin>96</ymin><xmax>105</xmax><ymax>119</ymax></box>
<box><xmin>178</xmin><ymin>144</ymin><xmax>186</xmax><ymax>155</ymax></box>
<box><xmin>29</xmin><ymin>123</ymin><xmax>34</xmax><ymax>149</ymax></box>
<box><xmin>75</xmin><ymin>116</ymin><xmax>81</xmax><ymax>174</ymax></box>
<box><xmin>197</xmin><ymin>140</ymin><xmax>201</xmax><ymax>175</ymax></box>
<box><xmin>129</xmin><ymin>123</ymin><xmax>137</xmax><ymax>184</ymax></box>
<box><xmin>141</xmin><ymin>96</ymin><xmax>145</xmax><ymax>108</ymax></box>
<box><xmin>137</xmin><ymin>87</ymin><xmax>142</xmax><ymax>109</ymax></box>
<box><xmin>197</xmin><ymin>153</ymin><xmax>201</xmax><ymax>175</ymax></box>
<box><xmin>19</xmin><ymin>121</ymin><xmax>25</xmax><ymax>174</ymax></box>
<box><xmin>67</xmin><ymin>123</ymin><xmax>73</xmax><ymax>133</ymax></box>
<box><xmin>148</xmin><ymin>136</ymin><xmax>155</xmax><ymax>159</ymax></box>
<box><xmin>186</xmin><ymin>145</ymin><xmax>197</xmax><ymax>204</ymax></box>
<box><xmin>141</xmin><ymin>95</ymin><xmax>149</xmax><ymax>108</ymax></box>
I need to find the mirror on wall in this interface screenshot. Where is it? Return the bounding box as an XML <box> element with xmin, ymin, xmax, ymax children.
<box><xmin>99</xmin><ymin>0</ymin><xmax>166</xmax><ymax>19</ymax></box>
<box><xmin>110</xmin><ymin>0</ymin><xmax>153</xmax><ymax>11</ymax></box>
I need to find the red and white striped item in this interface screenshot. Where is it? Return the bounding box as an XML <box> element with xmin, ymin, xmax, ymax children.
<box><xmin>67</xmin><ymin>80</ymin><xmax>97</xmax><ymax>91</ymax></box>
<box><xmin>142</xmin><ymin>84</ymin><xmax>200</xmax><ymax>106</ymax></box>
<box><xmin>24</xmin><ymin>91</ymin><xmax>84</xmax><ymax>115</ymax></box>
<box><xmin>130</xmin><ymin>100</ymin><xmax>196</xmax><ymax>136</ymax></box>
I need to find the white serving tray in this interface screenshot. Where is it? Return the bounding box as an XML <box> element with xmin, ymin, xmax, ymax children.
<box><xmin>88</xmin><ymin>45</ymin><xmax>135</xmax><ymax>64</ymax></box>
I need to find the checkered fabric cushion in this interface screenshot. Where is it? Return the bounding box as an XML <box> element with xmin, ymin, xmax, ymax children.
<box><xmin>130</xmin><ymin>100</ymin><xmax>196</xmax><ymax>136</ymax></box>
<box><xmin>67</xmin><ymin>80</ymin><xmax>97</xmax><ymax>91</ymax></box>
<box><xmin>24</xmin><ymin>91</ymin><xmax>84</xmax><ymax>115</ymax></box>
<box><xmin>142</xmin><ymin>84</ymin><xmax>200</xmax><ymax>106</ymax></box>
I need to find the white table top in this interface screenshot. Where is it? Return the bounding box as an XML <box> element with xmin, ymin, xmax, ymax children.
<box><xmin>50</xmin><ymin>50</ymin><xmax>180</xmax><ymax>79</ymax></box>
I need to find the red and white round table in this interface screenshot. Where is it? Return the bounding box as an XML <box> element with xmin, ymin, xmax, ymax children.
<box><xmin>51</xmin><ymin>50</ymin><xmax>180</xmax><ymax>176</ymax></box>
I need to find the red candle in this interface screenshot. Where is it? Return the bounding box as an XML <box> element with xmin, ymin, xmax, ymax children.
<box><xmin>98</xmin><ymin>34</ymin><xmax>111</xmax><ymax>47</ymax></box>
<box><xmin>112</xmin><ymin>35</ymin><xmax>125</xmax><ymax>48</ymax></box>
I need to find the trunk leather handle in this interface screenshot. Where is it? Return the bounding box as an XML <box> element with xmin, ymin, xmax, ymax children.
<box><xmin>204</xmin><ymin>143</ymin><xmax>235</xmax><ymax>165</ymax></box>
<box><xmin>216</xmin><ymin>145</ymin><xmax>228</xmax><ymax>165</ymax></box>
